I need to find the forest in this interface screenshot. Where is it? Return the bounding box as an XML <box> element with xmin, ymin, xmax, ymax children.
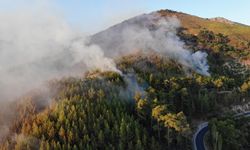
<box><xmin>0</xmin><ymin>27</ymin><xmax>250</xmax><ymax>150</ymax></box>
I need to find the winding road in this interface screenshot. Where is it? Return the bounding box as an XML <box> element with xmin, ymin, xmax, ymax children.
<box><xmin>193</xmin><ymin>111</ymin><xmax>250</xmax><ymax>150</ymax></box>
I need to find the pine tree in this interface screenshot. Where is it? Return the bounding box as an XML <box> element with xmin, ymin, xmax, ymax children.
<box><xmin>59</xmin><ymin>127</ymin><xmax>66</xmax><ymax>142</ymax></box>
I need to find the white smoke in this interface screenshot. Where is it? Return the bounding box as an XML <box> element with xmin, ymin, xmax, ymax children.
<box><xmin>121</xmin><ymin>73</ymin><xmax>147</xmax><ymax>100</ymax></box>
<box><xmin>0</xmin><ymin>10</ymin><xmax>210</xmax><ymax>102</ymax></box>
<box><xmin>91</xmin><ymin>13</ymin><xmax>210</xmax><ymax>76</ymax></box>
<box><xmin>0</xmin><ymin>11</ymin><xmax>118</xmax><ymax>101</ymax></box>
<box><xmin>0</xmin><ymin>7</ymin><xmax>212</xmax><ymax>143</ymax></box>
<box><xmin>191</xmin><ymin>51</ymin><xmax>210</xmax><ymax>76</ymax></box>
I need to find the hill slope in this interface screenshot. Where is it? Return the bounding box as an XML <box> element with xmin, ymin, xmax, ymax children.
<box><xmin>93</xmin><ymin>9</ymin><xmax>250</xmax><ymax>50</ymax></box>
<box><xmin>158</xmin><ymin>10</ymin><xmax>250</xmax><ymax>47</ymax></box>
<box><xmin>1</xmin><ymin>9</ymin><xmax>250</xmax><ymax>150</ymax></box>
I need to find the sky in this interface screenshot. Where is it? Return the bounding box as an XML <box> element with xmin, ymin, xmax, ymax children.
<box><xmin>0</xmin><ymin>0</ymin><xmax>249</xmax><ymax>34</ymax></box>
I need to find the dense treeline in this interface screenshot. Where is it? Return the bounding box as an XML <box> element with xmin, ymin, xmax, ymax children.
<box><xmin>209</xmin><ymin>116</ymin><xmax>250</xmax><ymax>150</ymax></box>
<box><xmin>0</xmin><ymin>72</ymin><xmax>190</xmax><ymax>150</ymax></box>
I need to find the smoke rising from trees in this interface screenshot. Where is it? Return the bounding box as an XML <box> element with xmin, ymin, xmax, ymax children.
<box><xmin>0</xmin><ymin>11</ymin><xmax>210</xmax><ymax>102</ymax></box>
<box><xmin>0</xmin><ymin>11</ymin><xmax>118</xmax><ymax>101</ymax></box>
<box><xmin>91</xmin><ymin>13</ymin><xmax>210</xmax><ymax>76</ymax></box>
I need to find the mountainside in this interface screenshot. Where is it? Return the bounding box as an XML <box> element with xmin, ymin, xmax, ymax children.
<box><xmin>158</xmin><ymin>10</ymin><xmax>250</xmax><ymax>47</ymax></box>
<box><xmin>1</xmin><ymin>9</ymin><xmax>250</xmax><ymax>150</ymax></box>
<box><xmin>93</xmin><ymin>9</ymin><xmax>250</xmax><ymax>51</ymax></box>
<box><xmin>92</xmin><ymin>9</ymin><xmax>250</xmax><ymax>65</ymax></box>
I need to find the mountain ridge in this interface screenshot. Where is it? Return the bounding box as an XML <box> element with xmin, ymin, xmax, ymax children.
<box><xmin>158</xmin><ymin>9</ymin><xmax>250</xmax><ymax>46</ymax></box>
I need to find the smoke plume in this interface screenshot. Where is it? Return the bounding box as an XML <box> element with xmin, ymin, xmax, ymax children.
<box><xmin>0</xmin><ymin>10</ymin><xmax>121</xmax><ymax>140</ymax></box>
<box><xmin>91</xmin><ymin>13</ymin><xmax>210</xmax><ymax>76</ymax></box>
<box><xmin>0</xmin><ymin>11</ymin><xmax>118</xmax><ymax>101</ymax></box>
<box><xmin>0</xmin><ymin>11</ymin><xmax>210</xmax><ymax>102</ymax></box>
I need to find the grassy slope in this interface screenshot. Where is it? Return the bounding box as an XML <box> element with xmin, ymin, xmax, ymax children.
<box><xmin>159</xmin><ymin>10</ymin><xmax>250</xmax><ymax>46</ymax></box>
